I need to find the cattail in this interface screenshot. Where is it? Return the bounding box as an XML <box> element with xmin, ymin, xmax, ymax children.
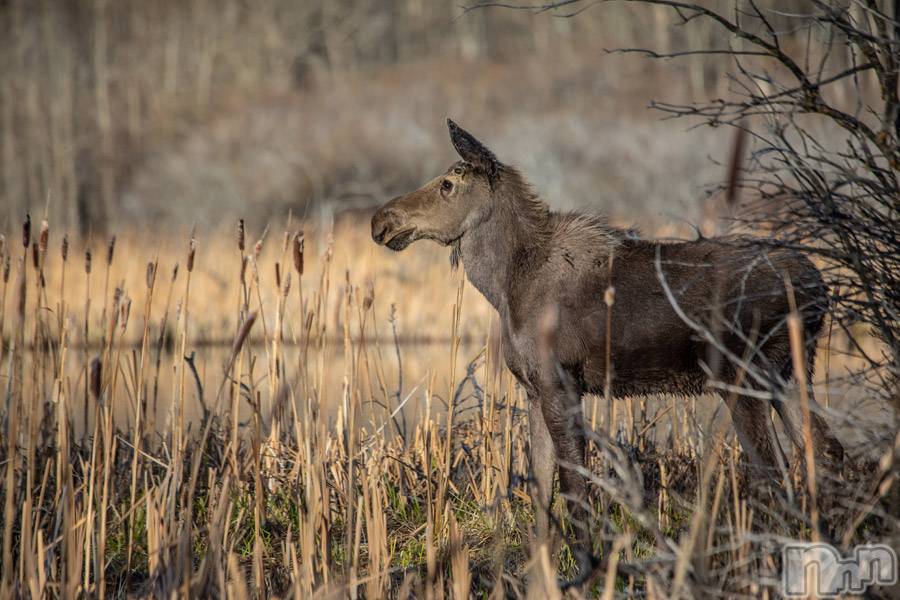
<box><xmin>31</xmin><ymin>241</ymin><xmax>39</xmax><ymax>270</ymax></box>
<box><xmin>22</xmin><ymin>213</ymin><xmax>31</xmax><ymax>248</ymax></box>
<box><xmin>240</xmin><ymin>256</ymin><xmax>248</xmax><ymax>286</ymax></box>
<box><xmin>39</xmin><ymin>219</ymin><xmax>49</xmax><ymax>256</ymax></box>
<box><xmin>61</xmin><ymin>234</ymin><xmax>69</xmax><ymax>262</ymax></box>
<box><xmin>120</xmin><ymin>294</ymin><xmax>132</xmax><ymax>329</ymax></box>
<box><xmin>146</xmin><ymin>262</ymin><xmax>156</xmax><ymax>289</ymax></box>
<box><xmin>106</xmin><ymin>235</ymin><xmax>116</xmax><ymax>266</ymax></box>
<box><xmin>237</xmin><ymin>219</ymin><xmax>246</xmax><ymax>253</ymax></box>
<box><xmin>363</xmin><ymin>280</ymin><xmax>375</xmax><ymax>312</ymax></box>
<box><xmin>89</xmin><ymin>358</ymin><xmax>102</xmax><ymax>402</ymax></box>
<box><xmin>233</xmin><ymin>311</ymin><xmax>257</xmax><ymax>351</ymax></box>
<box><xmin>85</xmin><ymin>248</ymin><xmax>92</xmax><ymax>274</ymax></box>
<box><xmin>275</xmin><ymin>262</ymin><xmax>282</xmax><ymax>289</ymax></box>
<box><xmin>16</xmin><ymin>259</ymin><xmax>26</xmax><ymax>318</ymax></box>
<box><xmin>292</xmin><ymin>231</ymin><xmax>304</xmax><ymax>276</ymax></box>
<box><xmin>187</xmin><ymin>239</ymin><xmax>196</xmax><ymax>272</ymax></box>
<box><xmin>171</xmin><ymin>263</ymin><xmax>179</xmax><ymax>282</ymax></box>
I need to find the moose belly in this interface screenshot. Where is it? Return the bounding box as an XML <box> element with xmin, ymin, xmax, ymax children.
<box><xmin>583</xmin><ymin>333</ymin><xmax>705</xmax><ymax>397</ymax></box>
<box><xmin>580</xmin><ymin>281</ymin><xmax>707</xmax><ymax>397</ymax></box>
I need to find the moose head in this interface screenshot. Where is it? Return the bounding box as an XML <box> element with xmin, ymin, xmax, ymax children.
<box><xmin>371</xmin><ymin>119</ymin><xmax>501</xmax><ymax>251</ymax></box>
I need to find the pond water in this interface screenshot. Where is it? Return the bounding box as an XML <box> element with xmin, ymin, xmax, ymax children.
<box><xmin>11</xmin><ymin>338</ymin><xmax>894</xmax><ymax>461</ymax></box>
<box><xmin>29</xmin><ymin>339</ymin><xmax>485</xmax><ymax>441</ymax></box>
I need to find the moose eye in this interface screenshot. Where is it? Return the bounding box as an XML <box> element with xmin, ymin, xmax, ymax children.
<box><xmin>441</xmin><ymin>179</ymin><xmax>453</xmax><ymax>192</ymax></box>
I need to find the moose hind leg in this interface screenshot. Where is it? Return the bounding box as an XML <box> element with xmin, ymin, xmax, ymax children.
<box><xmin>723</xmin><ymin>393</ymin><xmax>785</xmax><ymax>477</ymax></box>
<box><xmin>771</xmin><ymin>368</ymin><xmax>845</xmax><ymax>475</ymax></box>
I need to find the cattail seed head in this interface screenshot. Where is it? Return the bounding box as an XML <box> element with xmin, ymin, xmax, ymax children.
<box><xmin>363</xmin><ymin>280</ymin><xmax>374</xmax><ymax>311</ymax></box>
<box><xmin>237</xmin><ymin>219</ymin><xmax>246</xmax><ymax>252</ymax></box>
<box><xmin>187</xmin><ymin>239</ymin><xmax>196</xmax><ymax>272</ymax></box>
<box><xmin>89</xmin><ymin>358</ymin><xmax>102</xmax><ymax>402</ymax></box>
<box><xmin>61</xmin><ymin>234</ymin><xmax>69</xmax><ymax>262</ymax></box>
<box><xmin>292</xmin><ymin>231</ymin><xmax>304</xmax><ymax>276</ymax></box>
<box><xmin>231</xmin><ymin>311</ymin><xmax>258</xmax><ymax>359</ymax></box>
<box><xmin>22</xmin><ymin>214</ymin><xmax>31</xmax><ymax>248</ymax></box>
<box><xmin>120</xmin><ymin>295</ymin><xmax>131</xmax><ymax>329</ymax></box>
<box><xmin>31</xmin><ymin>241</ymin><xmax>39</xmax><ymax>270</ymax></box>
<box><xmin>16</xmin><ymin>259</ymin><xmax>26</xmax><ymax>318</ymax></box>
<box><xmin>112</xmin><ymin>286</ymin><xmax>122</xmax><ymax>311</ymax></box>
<box><xmin>275</xmin><ymin>262</ymin><xmax>282</xmax><ymax>289</ymax></box>
<box><xmin>85</xmin><ymin>248</ymin><xmax>92</xmax><ymax>274</ymax></box>
<box><xmin>172</xmin><ymin>263</ymin><xmax>179</xmax><ymax>282</ymax></box>
<box><xmin>146</xmin><ymin>262</ymin><xmax>156</xmax><ymax>289</ymax></box>
<box><xmin>39</xmin><ymin>220</ymin><xmax>49</xmax><ymax>256</ymax></box>
<box><xmin>106</xmin><ymin>236</ymin><xmax>116</xmax><ymax>266</ymax></box>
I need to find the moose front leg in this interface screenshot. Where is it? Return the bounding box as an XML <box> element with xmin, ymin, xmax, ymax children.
<box><xmin>539</xmin><ymin>381</ymin><xmax>591</xmax><ymax>561</ymax></box>
<box><xmin>528</xmin><ymin>394</ymin><xmax>556</xmax><ymax>547</ymax></box>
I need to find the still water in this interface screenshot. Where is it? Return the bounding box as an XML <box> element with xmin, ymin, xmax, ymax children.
<box><xmin>35</xmin><ymin>340</ymin><xmax>485</xmax><ymax>440</ymax></box>
<box><xmin>13</xmin><ymin>338</ymin><xmax>892</xmax><ymax>459</ymax></box>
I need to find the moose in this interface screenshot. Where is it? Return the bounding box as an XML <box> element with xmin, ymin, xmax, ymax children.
<box><xmin>371</xmin><ymin>119</ymin><xmax>844</xmax><ymax>557</ymax></box>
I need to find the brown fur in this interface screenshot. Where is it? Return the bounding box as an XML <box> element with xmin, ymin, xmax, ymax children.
<box><xmin>372</xmin><ymin>119</ymin><xmax>844</xmax><ymax>556</ymax></box>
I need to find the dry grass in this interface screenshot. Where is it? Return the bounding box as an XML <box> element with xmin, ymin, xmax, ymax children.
<box><xmin>0</xmin><ymin>217</ymin><xmax>896</xmax><ymax>598</ymax></box>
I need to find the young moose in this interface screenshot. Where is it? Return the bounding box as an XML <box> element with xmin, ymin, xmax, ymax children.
<box><xmin>371</xmin><ymin>119</ymin><xmax>844</xmax><ymax>553</ymax></box>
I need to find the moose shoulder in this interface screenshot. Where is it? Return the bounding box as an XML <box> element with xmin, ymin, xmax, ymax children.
<box><xmin>371</xmin><ymin>118</ymin><xmax>844</xmax><ymax>559</ymax></box>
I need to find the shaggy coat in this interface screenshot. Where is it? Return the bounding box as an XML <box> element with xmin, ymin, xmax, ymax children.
<box><xmin>371</xmin><ymin>119</ymin><xmax>844</xmax><ymax>553</ymax></box>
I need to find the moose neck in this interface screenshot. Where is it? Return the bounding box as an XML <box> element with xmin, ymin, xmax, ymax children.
<box><xmin>458</xmin><ymin>171</ymin><xmax>551</xmax><ymax>310</ymax></box>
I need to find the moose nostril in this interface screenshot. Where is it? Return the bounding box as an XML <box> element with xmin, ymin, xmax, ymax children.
<box><xmin>372</xmin><ymin>207</ymin><xmax>397</xmax><ymax>244</ymax></box>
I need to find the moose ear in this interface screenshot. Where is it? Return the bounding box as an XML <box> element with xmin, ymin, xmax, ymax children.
<box><xmin>447</xmin><ymin>118</ymin><xmax>499</xmax><ymax>186</ymax></box>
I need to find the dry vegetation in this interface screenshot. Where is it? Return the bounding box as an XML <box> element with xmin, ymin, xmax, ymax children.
<box><xmin>2</xmin><ymin>0</ymin><xmax>898</xmax><ymax>597</ymax></box>
<box><xmin>0</xmin><ymin>217</ymin><xmax>895</xmax><ymax>598</ymax></box>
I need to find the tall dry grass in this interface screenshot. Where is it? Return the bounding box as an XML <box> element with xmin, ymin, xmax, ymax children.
<box><xmin>0</xmin><ymin>216</ymin><xmax>896</xmax><ymax>598</ymax></box>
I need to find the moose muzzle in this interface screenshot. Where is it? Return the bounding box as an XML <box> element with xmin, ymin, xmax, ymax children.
<box><xmin>371</xmin><ymin>199</ymin><xmax>416</xmax><ymax>251</ymax></box>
